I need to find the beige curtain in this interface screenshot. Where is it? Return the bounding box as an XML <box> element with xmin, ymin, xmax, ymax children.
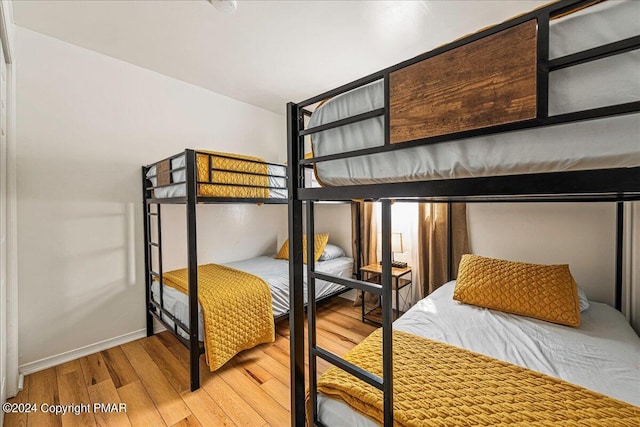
<box><xmin>351</xmin><ymin>201</ymin><xmax>378</xmax><ymax>306</ymax></box>
<box><xmin>416</xmin><ymin>203</ymin><xmax>469</xmax><ymax>299</ymax></box>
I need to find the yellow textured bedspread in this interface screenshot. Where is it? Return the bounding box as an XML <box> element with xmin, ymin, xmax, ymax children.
<box><xmin>196</xmin><ymin>151</ymin><xmax>269</xmax><ymax>198</ymax></box>
<box><xmin>315</xmin><ymin>329</ymin><xmax>639</xmax><ymax>426</ymax></box>
<box><xmin>162</xmin><ymin>263</ymin><xmax>274</xmax><ymax>371</ymax></box>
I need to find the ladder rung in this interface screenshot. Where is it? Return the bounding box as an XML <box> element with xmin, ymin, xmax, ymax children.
<box><xmin>313</xmin><ymin>346</ymin><xmax>383</xmax><ymax>390</ymax></box>
<box><xmin>148</xmin><ymin>242</ymin><xmax>160</xmax><ymax>247</ymax></box>
<box><xmin>150</xmin><ymin>271</ymin><xmax>161</xmax><ymax>279</ymax></box>
<box><xmin>311</xmin><ymin>272</ymin><xmax>382</xmax><ymax>295</ymax></box>
<box><xmin>147</xmin><ymin>212</ymin><xmax>158</xmax><ymax>216</ymax></box>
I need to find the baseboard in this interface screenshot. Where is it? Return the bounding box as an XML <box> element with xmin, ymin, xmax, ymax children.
<box><xmin>19</xmin><ymin>329</ymin><xmax>147</xmax><ymax>376</ymax></box>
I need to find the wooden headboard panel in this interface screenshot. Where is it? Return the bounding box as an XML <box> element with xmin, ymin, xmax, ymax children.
<box><xmin>389</xmin><ymin>19</ymin><xmax>538</xmax><ymax>144</ymax></box>
<box><xmin>156</xmin><ymin>159</ymin><xmax>171</xmax><ymax>187</ymax></box>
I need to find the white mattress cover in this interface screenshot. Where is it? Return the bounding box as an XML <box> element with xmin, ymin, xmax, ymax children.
<box><xmin>318</xmin><ymin>282</ymin><xmax>640</xmax><ymax>426</ymax></box>
<box><xmin>147</xmin><ymin>154</ymin><xmax>288</xmax><ymax>199</ymax></box>
<box><xmin>310</xmin><ymin>0</ymin><xmax>640</xmax><ymax>186</ymax></box>
<box><xmin>151</xmin><ymin>255</ymin><xmax>353</xmax><ymax>340</ymax></box>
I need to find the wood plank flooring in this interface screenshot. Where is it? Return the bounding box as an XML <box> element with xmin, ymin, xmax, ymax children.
<box><xmin>3</xmin><ymin>298</ymin><xmax>375</xmax><ymax>427</ymax></box>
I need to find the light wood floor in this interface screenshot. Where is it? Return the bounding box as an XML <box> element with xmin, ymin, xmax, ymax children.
<box><xmin>3</xmin><ymin>298</ymin><xmax>375</xmax><ymax>427</ymax></box>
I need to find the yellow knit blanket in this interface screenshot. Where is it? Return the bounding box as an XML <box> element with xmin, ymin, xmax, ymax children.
<box><xmin>315</xmin><ymin>329</ymin><xmax>639</xmax><ymax>426</ymax></box>
<box><xmin>162</xmin><ymin>263</ymin><xmax>274</xmax><ymax>371</ymax></box>
<box><xmin>196</xmin><ymin>151</ymin><xmax>269</xmax><ymax>198</ymax></box>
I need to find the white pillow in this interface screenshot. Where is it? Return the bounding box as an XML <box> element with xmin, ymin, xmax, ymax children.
<box><xmin>318</xmin><ymin>243</ymin><xmax>346</xmax><ymax>261</ymax></box>
<box><xmin>577</xmin><ymin>286</ymin><xmax>590</xmax><ymax>312</ymax></box>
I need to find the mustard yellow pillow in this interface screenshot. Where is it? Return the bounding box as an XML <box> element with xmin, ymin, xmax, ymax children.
<box><xmin>453</xmin><ymin>254</ymin><xmax>581</xmax><ymax>327</ymax></box>
<box><xmin>275</xmin><ymin>233</ymin><xmax>329</xmax><ymax>264</ymax></box>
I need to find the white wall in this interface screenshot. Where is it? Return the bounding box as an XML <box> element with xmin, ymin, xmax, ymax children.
<box><xmin>468</xmin><ymin>203</ymin><xmax>638</xmax><ymax>326</ymax></box>
<box><xmin>15</xmin><ymin>26</ymin><xmax>287</xmax><ymax>369</ymax></box>
<box><xmin>311</xmin><ymin>203</ymin><xmax>353</xmax><ymax>258</ymax></box>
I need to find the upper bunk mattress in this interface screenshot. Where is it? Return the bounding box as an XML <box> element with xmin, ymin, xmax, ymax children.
<box><xmin>147</xmin><ymin>151</ymin><xmax>287</xmax><ymax>199</ymax></box>
<box><xmin>309</xmin><ymin>0</ymin><xmax>640</xmax><ymax>187</ymax></box>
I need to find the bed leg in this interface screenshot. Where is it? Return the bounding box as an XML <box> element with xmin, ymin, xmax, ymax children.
<box><xmin>186</xmin><ymin>149</ymin><xmax>201</xmax><ymax>391</ymax></box>
<box><xmin>287</xmin><ymin>102</ymin><xmax>306</xmax><ymax>426</ymax></box>
<box><xmin>146</xmin><ymin>311</ymin><xmax>153</xmax><ymax>337</ymax></box>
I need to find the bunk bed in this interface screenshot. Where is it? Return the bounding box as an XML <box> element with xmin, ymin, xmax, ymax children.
<box><xmin>142</xmin><ymin>149</ymin><xmax>355</xmax><ymax>391</ymax></box>
<box><xmin>286</xmin><ymin>0</ymin><xmax>640</xmax><ymax>425</ymax></box>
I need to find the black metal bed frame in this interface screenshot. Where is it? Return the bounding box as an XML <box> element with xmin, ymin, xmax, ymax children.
<box><xmin>142</xmin><ymin>148</ymin><xmax>289</xmax><ymax>391</ymax></box>
<box><xmin>287</xmin><ymin>0</ymin><xmax>640</xmax><ymax>425</ymax></box>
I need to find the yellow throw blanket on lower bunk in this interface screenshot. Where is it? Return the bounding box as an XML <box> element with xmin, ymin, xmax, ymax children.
<box><xmin>162</xmin><ymin>263</ymin><xmax>274</xmax><ymax>370</ymax></box>
<box><xmin>315</xmin><ymin>329</ymin><xmax>639</xmax><ymax>426</ymax></box>
<box><xmin>196</xmin><ymin>151</ymin><xmax>269</xmax><ymax>198</ymax></box>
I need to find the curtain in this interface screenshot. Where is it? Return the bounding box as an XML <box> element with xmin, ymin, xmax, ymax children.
<box><xmin>351</xmin><ymin>201</ymin><xmax>378</xmax><ymax>306</ymax></box>
<box><xmin>416</xmin><ymin>203</ymin><xmax>469</xmax><ymax>299</ymax></box>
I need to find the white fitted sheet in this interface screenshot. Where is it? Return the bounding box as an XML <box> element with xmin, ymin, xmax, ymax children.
<box><xmin>151</xmin><ymin>255</ymin><xmax>353</xmax><ymax>340</ymax></box>
<box><xmin>147</xmin><ymin>154</ymin><xmax>287</xmax><ymax>199</ymax></box>
<box><xmin>310</xmin><ymin>0</ymin><xmax>640</xmax><ymax>186</ymax></box>
<box><xmin>317</xmin><ymin>282</ymin><xmax>640</xmax><ymax>426</ymax></box>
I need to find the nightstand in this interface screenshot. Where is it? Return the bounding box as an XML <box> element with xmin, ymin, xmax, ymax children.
<box><xmin>359</xmin><ymin>263</ymin><xmax>412</xmax><ymax>326</ymax></box>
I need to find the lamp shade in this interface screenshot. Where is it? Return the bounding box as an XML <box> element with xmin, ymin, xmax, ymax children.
<box><xmin>392</xmin><ymin>232</ymin><xmax>404</xmax><ymax>253</ymax></box>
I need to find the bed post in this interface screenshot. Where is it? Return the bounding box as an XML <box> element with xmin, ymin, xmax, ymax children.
<box><xmin>287</xmin><ymin>102</ymin><xmax>306</xmax><ymax>426</ymax></box>
<box><xmin>446</xmin><ymin>201</ymin><xmax>453</xmax><ymax>282</ymax></box>
<box><xmin>615</xmin><ymin>202</ymin><xmax>624</xmax><ymax>311</ymax></box>
<box><xmin>142</xmin><ymin>167</ymin><xmax>153</xmax><ymax>337</ymax></box>
<box><xmin>306</xmin><ymin>201</ymin><xmax>318</xmax><ymax>425</ymax></box>
<box><xmin>381</xmin><ymin>199</ymin><xmax>394</xmax><ymax>425</ymax></box>
<box><xmin>185</xmin><ymin>149</ymin><xmax>200</xmax><ymax>391</ymax></box>
<box><xmin>354</xmin><ymin>201</ymin><xmax>362</xmax><ymax>280</ymax></box>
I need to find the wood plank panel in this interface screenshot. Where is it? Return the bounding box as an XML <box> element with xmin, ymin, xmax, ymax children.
<box><xmin>390</xmin><ymin>20</ymin><xmax>538</xmax><ymax>143</ymax></box>
<box><xmin>170</xmin><ymin>415</ymin><xmax>202</xmax><ymax>427</ymax></box>
<box><xmin>156</xmin><ymin>331</ymin><xmax>182</xmax><ymax>349</ymax></box>
<box><xmin>165</xmin><ymin>345</ymin><xmax>265</xmax><ymax>427</ymax></box>
<box><xmin>231</xmin><ymin>352</ymin><xmax>272</xmax><ymax>386</ymax></box>
<box><xmin>260</xmin><ymin>378</ymin><xmax>290</xmax><ymax>411</ymax></box>
<box><xmin>120</xmin><ymin>341</ymin><xmax>190</xmax><ymax>426</ymax></box>
<box><xmin>197</xmin><ymin>363</ymin><xmax>267</xmax><ymax>426</ymax></box>
<box><xmin>57</xmin><ymin>370</ymin><xmax>96</xmax><ymax>427</ymax></box>
<box><xmin>86</xmin><ymin>380</ymin><xmax>131</xmax><ymax>427</ymax></box>
<box><xmin>26</xmin><ymin>368</ymin><xmax>61</xmax><ymax>427</ymax></box>
<box><xmin>180</xmin><ymin>389</ymin><xmax>235</xmax><ymax>427</ymax></box>
<box><xmin>79</xmin><ymin>353</ymin><xmax>111</xmax><ymax>387</ymax></box>
<box><xmin>217</xmin><ymin>364</ymin><xmax>289</xmax><ymax>426</ymax></box>
<box><xmin>140</xmin><ymin>336</ymin><xmax>190</xmax><ymax>394</ymax></box>
<box><xmin>100</xmin><ymin>347</ymin><xmax>139</xmax><ymax>389</ymax></box>
<box><xmin>116</xmin><ymin>381</ymin><xmax>166</xmax><ymax>427</ymax></box>
<box><xmin>238</xmin><ymin>348</ymin><xmax>289</xmax><ymax>386</ymax></box>
<box><xmin>55</xmin><ymin>360</ymin><xmax>81</xmax><ymax>377</ymax></box>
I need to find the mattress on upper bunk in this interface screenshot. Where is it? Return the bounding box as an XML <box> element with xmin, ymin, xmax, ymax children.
<box><xmin>151</xmin><ymin>255</ymin><xmax>353</xmax><ymax>341</ymax></box>
<box><xmin>309</xmin><ymin>0</ymin><xmax>640</xmax><ymax>187</ymax></box>
<box><xmin>317</xmin><ymin>281</ymin><xmax>640</xmax><ymax>426</ymax></box>
<box><xmin>146</xmin><ymin>151</ymin><xmax>287</xmax><ymax>199</ymax></box>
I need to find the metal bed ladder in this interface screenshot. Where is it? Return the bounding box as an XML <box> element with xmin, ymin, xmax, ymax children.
<box><xmin>142</xmin><ymin>155</ymin><xmax>202</xmax><ymax>392</ymax></box>
<box><xmin>305</xmin><ymin>199</ymin><xmax>395</xmax><ymax>426</ymax></box>
<box><xmin>143</xmin><ymin>198</ymin><xmax>163</xmax><ymax>338</ymax></box>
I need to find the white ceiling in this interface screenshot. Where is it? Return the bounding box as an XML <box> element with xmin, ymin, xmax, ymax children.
<box><xmin>13</xmin><ymin>0</ymin><xmax>548</xmax><ymax>115</ymax></box>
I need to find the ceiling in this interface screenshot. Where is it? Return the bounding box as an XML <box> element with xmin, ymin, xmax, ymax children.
<box><xmin>13</xmin><ymin>0</ymin><xmax>548</xmax><ymax>115</ymax></box>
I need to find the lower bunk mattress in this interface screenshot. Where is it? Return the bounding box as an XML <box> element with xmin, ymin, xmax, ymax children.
<box><xmin>309</xmin><ymin>0</ymin><xmax>640</xmax><ymax>186</ymax></box>
<box><xmin>147</xmin><ymin>151</ymin><xmax>287</xmax><ymax>199</ymax></box>
<box><xmin>151</xmin><ymin>255</ymin><xmax>353</xmax><ymax>341</ymax></box>
<box><xmin>316</xmin><ymin>281</ymin><xmax>640</xmax><ymax>426</ymax></box>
